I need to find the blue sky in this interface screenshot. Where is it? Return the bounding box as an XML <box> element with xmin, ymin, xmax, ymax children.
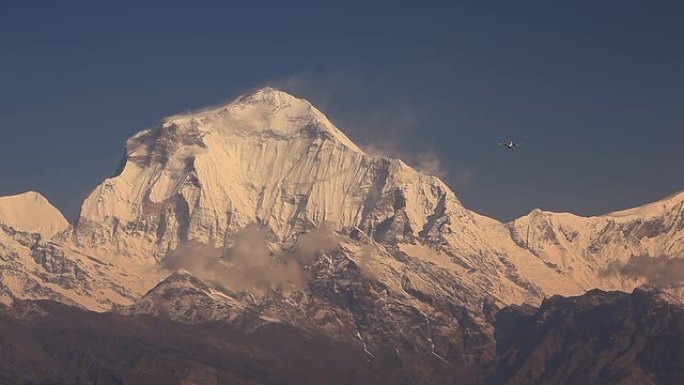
<box><xmin>1</xmin><ymin>0</ymin><xmax>682</xmax><ymax>221</ymax></box>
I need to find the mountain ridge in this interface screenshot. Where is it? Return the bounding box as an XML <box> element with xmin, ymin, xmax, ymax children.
<box><xmin>0</xmin><ymin>86</ymin><xmax>682</xmax><ymax>384</ymax></box>
<box><xmin>0</xmin><ymin>87</ymin><xmax>681</xmax><ymax>312</ymax></box>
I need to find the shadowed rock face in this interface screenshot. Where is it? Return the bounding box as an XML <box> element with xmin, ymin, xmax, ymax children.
<box><xmin>489</xmin><ymin>289</ymin><xmax>684</xmax><ymax>385</ymax></box>
<box><xmin>0</xmin><ymin>289</ymin><xmax>680</xmax><ymax>385</ymax></box>
<box><xmin>0</xmin><ymin>300</ymin><xmax>479</xmax><ymax>385</ymax></box>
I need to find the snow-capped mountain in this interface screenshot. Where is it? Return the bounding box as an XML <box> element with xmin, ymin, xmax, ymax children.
<box><xmin>73</xmin><ymin>88</ymin><xmax>487</xmax><ymax>262</ymax></box>
<box><xmin>0</xmin><ymin>87</ymin><xmax>682</xmax><ymax>384</ymax></box>
<box><xmin>0</xmin><ymin>193</ymin><xmax>157</xmax><ymax>310</ymax></box>
<box><xmin>0</xmin><ymin>191</ymin><xmax>68</xmax><ymax>238</ymax></box>
<box><xmin>1</xmin><ymin>87</ymin><xmax>681</xmax><ymax>312</ymax></box>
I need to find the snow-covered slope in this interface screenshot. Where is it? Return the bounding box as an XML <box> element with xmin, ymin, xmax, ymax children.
<box><xmin>608</xmin><ymin>190</ymin><xmax>684</xmax><ymax>219</ymax></box>
<box><xmin>0</xmin><ymin>192</ymin><xmax>159</xmax><ymax>309</ymax></box>
<box><xmin>0</xmin><ymin>191</ymin><xmax>68</xmax><ymax>239</ymax></box>
<box><xmin>0</xmin><ymin>222</ymin><xmax>159</xmax><ymax>310</ymax></box>
<box><xmin>507</xmin><ymin>190</ymin><xmax>684</xmax><ymax>295</ymax></box>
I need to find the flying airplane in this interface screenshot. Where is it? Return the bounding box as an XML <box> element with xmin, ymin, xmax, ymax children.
<box><xmin>498</xmin><ymin>140</ymin><xmax>522</xmax><ymax>150</ymax></box>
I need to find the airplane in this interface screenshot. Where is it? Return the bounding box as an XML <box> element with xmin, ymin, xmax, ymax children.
<box><xmin>498</xmin><ymin>140</ymin><xmax>522</xmax><ymax>150</ymax></box>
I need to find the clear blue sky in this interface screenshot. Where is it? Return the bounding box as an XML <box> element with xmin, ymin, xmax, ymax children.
<box><xmin>1</xmin><ymin>0</ymin><xmax>682</xmax><ymax>222</ymax></box>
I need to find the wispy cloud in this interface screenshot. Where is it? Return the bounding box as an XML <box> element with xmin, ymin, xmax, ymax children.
<box><xmin>602</xmin><ymin>255</ymin><xmax>684</xmax><ymax>288</ymax></box>
<box><xmin>294</xmin><ymin>223</ymin><xmax>340</xmax><ymax>263</ymax></box>
<box><xmin>162</xmin><ymin>224</ymin><xmax>305</xmax><ymax>291</ymax></box>
<box><xmin>265</xmin><ymin>71</ymin><xmax>473</xmax><ymax>189</ymax></box>
<box><xmin>161</xmin><ymin>224</ymin><xmax>344</xmax><ymax>291</ymax></box>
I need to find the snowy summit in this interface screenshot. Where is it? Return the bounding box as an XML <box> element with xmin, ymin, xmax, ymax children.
<box><xmin>0</xmin><ymin>191</ymin><xmax>68</xmax><ymax>238</ymax></box>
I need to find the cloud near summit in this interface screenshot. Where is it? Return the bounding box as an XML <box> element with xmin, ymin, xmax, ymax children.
<box><xmin>161</xmin><ymin>224</ymin><xmax>342</xmax><ymax>292</ymax></box>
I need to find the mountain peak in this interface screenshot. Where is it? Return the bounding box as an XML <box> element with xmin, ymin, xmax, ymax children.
<box><xmin>161</xmin><ymin>87</ymin><xmax>363</xmax><ymax>154</ymax></box>
<box><xmin>75</xmin><ymin>87</ymin><xmax>467</xmax><ymax>261</ymax></box>
<box><xmin>237</xmin><ymin>86</ymin><xmax>301</xmax><ymax>105</ymax></box>
<box><xmin>8</xmin><ymin>191</ymin><xmax>46</xmax><ymax>201</ymax></box>
<box><xmin>0</xmin><ymin>191</ymin><xmax>69</xmax><ymax>238</ymax></box>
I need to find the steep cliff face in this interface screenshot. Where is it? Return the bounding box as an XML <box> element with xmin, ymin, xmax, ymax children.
<box><xmin>74</xmin><ymin>88</ymin><xmax>476</xmax><ymax>260</ymax></box>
